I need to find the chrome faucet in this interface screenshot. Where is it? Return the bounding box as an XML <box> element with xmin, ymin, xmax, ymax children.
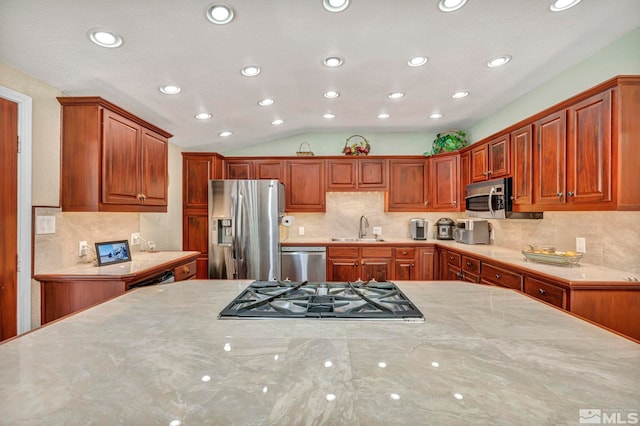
<box><xmin>359</xmin><ymin>215</ymin><xmax>369</xmax><ymax>239</ymax></box>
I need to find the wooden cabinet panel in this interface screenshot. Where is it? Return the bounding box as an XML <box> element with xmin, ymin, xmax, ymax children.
<box><xmin>535</xmin><ymin>110</ymin><xmax>567</xmax><ymax>206</ymax></box>
<box><xmin>254</xmin><ymin>160</ymin><xmax>284</xmax><ymax>180</ymax></box>
<box><xmin>523</xmin><ymin>276</ymin><xmax>566</xmax><ymax>308</ymax></box>
<box><xmin>174</xmin><ymin>260</ymin><xmax>197</xmax><ymax>281</ymax></box>
<box><xmin>481</xmin><ymin>263</ymin><xmax>522</xmax><ymax>290</ymax></box>
<box><xmin>511</xmin><ymin>124</ymin><xmax>533</xmax><ymax>206</ymax></box>
<box><xmin>327</xmin><ymin>158</ymin><xmax>387</xmax><ymax>190</ymax></box>
<box><xmin>471</xmin><ymin>135</ymin><xmax>509</xmax><ymax>182</ymax></box>
<box><xmin>358</xmin><ymin>159</ymin><xmax>387</xmax><ymax>189</ymax></box>
<box><xmin>386</xmin><ymin>159</ymin><xmax>428</xmax><ymax>211</ymax></box>
<box><xmin>226</xmin><ymin>160</ymin><xmax>252</xmax><ymax>179</ymax></box>
<box><xmin>285</xmin><ymin>160</ymin><xmax>325</xmax><ymax>212</ymax></box>
<box><xmin>418</xmin><ymin>247</ymin><xmax>436</xmax><ymax>281</ymax></box>
<box><xmin>183</xmin><ymin>212</ymin><xmax>209</xmax><ymax>279</ymax></box>
<box><xmin>58</xmin><ymin>97</ymin><xmax>171</xmax><ymax>212</ymax></box>
<box><xmin>362</xmin><ymin>259</ymin><xmax>392</xmax><ymax>282</ymax></box>
<box><xmin>471</xmin><ymin>144</ymin><xmax>488</xmax><ymax>182</ymax></box>
<box><xmin>428</xmin><ymin>154</ymin><xmax>459</xmax><ymax>211</ymax></box>
<box><xmin>567</xmin><ymin>90</ymin><xmax>612</xmax><ymax>206</ymax></box>
<box><xmin>327</xmin><ymin>160</ymin><xmax>357</xmax><ymax>189</ymax></box>
<box><xmin>327</xmin><ymin>246</ymin><xmax>392</xmax><ymax>282</ymax></box>
<box><xmin>393</xmin><ymin>247</ymin><xmax>416</xmax><ymax>280</ymax></box>
<box><xmin>570</xmin><ymin>289</ymin><xmax>640</xmax><ymax>341</ymax></box>
<box><xmin>182</xmin><ymin>154</ymin><xmax>223</xmax><ymax>209</ymax></box>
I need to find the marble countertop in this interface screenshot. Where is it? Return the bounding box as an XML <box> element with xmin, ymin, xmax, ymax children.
<box><xmin>283</xmin><ymin>238</ymin><xmax>640</xmax><ymax>283</ymax></box>
<box><xmin>1</xmin><ymin>279</ymin><xmax>638</xmax><ymax>424</ymax></box>
<box><xmin>34</xmin><ymin>251</ymin><xmax>200</xmax><ymax>278</ymax></box>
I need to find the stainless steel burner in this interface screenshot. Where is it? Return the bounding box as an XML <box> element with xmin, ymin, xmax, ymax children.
<box><xmin>218</xmin><ymin>281</ymin><xmax>424</xmax><ymax>321</ymax></box>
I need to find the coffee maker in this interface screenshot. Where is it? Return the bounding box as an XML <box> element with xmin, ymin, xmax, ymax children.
<box><xmin>454</xmin><ymin>219</ymin><xmax>490</xmax><ymax>244</ymax></box>
<box><xmin>410</xmin><ymin>218</ymin><xmax>428</xmax><ymax>240</ymax></box>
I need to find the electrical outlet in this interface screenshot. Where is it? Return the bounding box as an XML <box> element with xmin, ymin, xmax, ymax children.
<box><xmin>373</xmin><ymin>226</ymin><xmax>382</xmax><ymax>235</ymax></box>
<box><xmin>147</xmin><ymin>241</ymin><xmax>156</xmax><ymax>251</ymax></box>
<box><xmin>298</xmin><ymin>226</ymin><xmax>305</xmax><ymax>235</ymax></box>
<box><xmin>78</xmin><ymin>241</ymin><xmax>88</xmax><ymax>256</ymax></box>
<box><xmin>131</xmin><ymin>232</ymin><xmax>141</xmax><ymax>246</ymax></box>
<box><xmin>576</xmin><ymin>237</ymin><xmax>586</xmax><ymax>253</ymax></box>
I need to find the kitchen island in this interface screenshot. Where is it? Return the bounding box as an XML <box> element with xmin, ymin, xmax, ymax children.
<box><xmin>1</xmin><ymin>280</ymin><xmax>638</xmax><ymax>425</ymax></box>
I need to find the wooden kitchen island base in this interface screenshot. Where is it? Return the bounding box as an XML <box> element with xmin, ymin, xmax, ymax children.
<box><xmin>35</xmin><ymin>251</ymin><xmax>199</xmax><ymax>324</ymax></box>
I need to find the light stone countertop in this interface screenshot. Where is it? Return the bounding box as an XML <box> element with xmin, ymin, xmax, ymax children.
<box><xmin>34</xmin><ymin>251</ymin><xmax>200</xmax><ymax>277</ymax></box>
<box><xmin>283</xmin><ymin>238</ymin><xmax>640</xmax><ymax>283</ymax></box>
<box><xmin>1</xmin><ymin>279</ymin><xmax>638</xmax><ymax>425</ymax></box>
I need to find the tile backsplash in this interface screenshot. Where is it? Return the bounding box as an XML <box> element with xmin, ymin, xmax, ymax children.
<box><xmin>285</xmin><ymin>192</ymin><xmax>640</xmax><ymax>274</ymax></box>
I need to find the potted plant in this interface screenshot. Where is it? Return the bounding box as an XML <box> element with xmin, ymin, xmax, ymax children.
<box><xmin>425</xmin><ymin>130</ymin><xmax>467</xmax><ymax>156</ymax></box>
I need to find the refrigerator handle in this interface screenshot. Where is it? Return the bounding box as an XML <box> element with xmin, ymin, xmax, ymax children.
<box><xmin>232</xmin><ymin>192</ymin><xmax>243</xmax><ymax>263</ymax></box>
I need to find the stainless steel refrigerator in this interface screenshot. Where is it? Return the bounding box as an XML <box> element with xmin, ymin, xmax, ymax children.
<box><xmin>209</xmin><ymin>179</ymin><xmax>285</xmax><ymax>280</ymax></box>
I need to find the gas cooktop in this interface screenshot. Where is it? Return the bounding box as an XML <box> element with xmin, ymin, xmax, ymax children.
<box><xmin>218</xmin><ymin>280</ymin><xmax>424</xmax><ymax>321</ymax></box>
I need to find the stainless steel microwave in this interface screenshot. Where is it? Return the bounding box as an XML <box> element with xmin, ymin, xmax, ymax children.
<box><xmin>465</xmin><ymin>177</ymin><xmax>543</xmax><ymax>219</ymax></box>
<box><xmin>465</xmin><ymin>178</ymin><xmax>512</xmax><ymax>219</ymax></box>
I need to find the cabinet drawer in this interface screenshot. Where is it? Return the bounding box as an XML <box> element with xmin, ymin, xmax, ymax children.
<box><xmin>445</xmin><ymin>251</ymin><xmax>461</xmax><ymax>267</ymax></box>
<box><xmin>461</xmin><ymin>256</ymin><xmax>480</xmax><ymax>275</ymax></box>
<box><xmin>362</xmin><ymin>246</ymin><xmax>393</xmax><ymax>258</ymax></box>
<box><xmin>481</xmin><ymin>263</ymin><xmax>522</xmax><ymax>290</ymax></box>
<box><xmin>174</xmin><ymin>260</ymin><xmax>197</xmax><ymax>281</ymax></box>
<box><xmin>327</xmin><ymin>247</ymin><xmax>359</xmax><ymax>258</ymax></box>
<box><xmin>394</xmin><ymin>247</ymin><xmax>416</xmax><ymax>259</ymax></box>
<box><xmin>524</xmin><ymin>277</ymin><xmax>566</xmax><ymax>308</ymax></box>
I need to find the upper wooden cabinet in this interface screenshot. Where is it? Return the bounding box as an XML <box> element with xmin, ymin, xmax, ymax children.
<box><xmin>471</xmin><ymin>134</ymin><xmax>510</xmax><ymax>182</ymax></box>
<box><xmin>386</xmin><ymin>158</ymin><xmax>429</xmax><ymax>212</ymax></box>
<box><xmin>326</xmin><ymin>158</ymin><xmax>387</xmax><ymax>191</ymax></box>
<box><xmin>182</xmin><ymin>153</ymin><xmax>224</xmax><ymax>210</ymax></box>
<box><xmin>224</xmin><ymin>158</ymin><xmax>284</xmax><ymax>181</ymax></box>
<box><xmin>511</xmin><ymin>124</ymin><xmax>534</xmax><ymax>207</ymax></box>
<box><xmin>58</xmin><ymin>97</ymin><xmax>172</xmax><ymax>212</ymax></box>
<box><xmin>285</xmin><ymin>159</ymin><xmax>325</xmax><ymax>212</ymax></box>
<box><xmin>427</xmin><ymin>153</ymin><xmax>460</xmax><ymax>211</ymax></box>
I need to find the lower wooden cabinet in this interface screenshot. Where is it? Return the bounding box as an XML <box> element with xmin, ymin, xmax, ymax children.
<box><xmin>480</xmin><ymin>262</ymin><xmax>523</xmax><ymax>290</ymax></box>
<box><xmin>523</xmin><ymin>276</ymin><xmax>566</xmax><ymax>308</ymax></box>
<box><xmin>327</xmin><ymin>246</ymin><xmax>393</xmax><ymax>282</ymax></box>
<box><xmin>418</xmin><ymin>247</ymin><xmax>436</xmax><ymax>280</ymax></box>
<box><xmin>394</xmin><ymin>247</ymin><xmax>417</xmax><ymax>280</ymax></box>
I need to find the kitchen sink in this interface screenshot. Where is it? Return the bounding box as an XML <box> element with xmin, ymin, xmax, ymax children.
<box><xmin>330</xmin><ymin>237</ymin><xmax>385</xmax><ymax>242</ymax></box>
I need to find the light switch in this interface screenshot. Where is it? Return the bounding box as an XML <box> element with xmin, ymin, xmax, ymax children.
<box><xmin>36</xmin><ymin>216</ymin><xmax>56</xmax><ymax>234</ymax></box>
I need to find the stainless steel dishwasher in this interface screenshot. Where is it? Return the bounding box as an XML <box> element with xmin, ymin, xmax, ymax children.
<box><xmin>281</xmin><ymin>246</ymin><xmax>326</xmax><ymax>282</ymax></box>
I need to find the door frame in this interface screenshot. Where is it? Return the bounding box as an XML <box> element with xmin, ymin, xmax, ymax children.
<box><xmin>0</xmin><ymin>85</ymin><xmax>32</xmax><ymax>334</ymax></box>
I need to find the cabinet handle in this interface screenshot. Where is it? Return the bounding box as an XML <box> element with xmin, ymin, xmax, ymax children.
<box><xmin>402</xmin><ymin>251</ymin><xmax>408</xmax><ymax>255</ymax></box>
<box><xmin>466</xmin><ymin>261</ymin><xmax>472</xmax><ymax>267</ymax></box>
<box><xmin>482</xmin><ymin>171</ymin><xmax>487</xmax><ymax>176</ymax></box>
<box><xmin>487</xmin><ymin>170</ymin><xmax>493</xmax><ymax>175</ymax></box>
<box><xmin>452</xmin><ymin>200</ymin><xmax>457</xmax><ymax>206</ymax></box>
<box><xmin>411</xmin><ymin>264</ymin><xmax>415</xmax><ymax>267</ymax></box>
<box><xmin>557</xmin><ymin>192</ymin><xmax>563</xmax><ymax>198</ymax></box>
<box><xmin>495</xmin><ymin>273</ymin><xmax>502</xmax><ymax>279</ymax></box>
<box><xmin>183</xmin><ymin>266</ymin><xmax>190</xmax><ymax>274</ymax></box>
<box><xmin>567</xmin><ymin>191</ymin><xmax>574</xmax><ymax>196</ymax></box>
<box><xmin>355</xmin><ymin>261</ymin><xmax>359</xmax><ymax>266</ymax></box>
<box><xmin>538</xmin><ymin>288</ymin><xmax>546</xmax><ymax>295</ymax></box>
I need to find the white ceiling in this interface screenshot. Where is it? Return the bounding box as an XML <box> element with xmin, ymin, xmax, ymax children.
<box><xmin>1</xmin><ymin>1</ymin><xmax>639</xmax><ymax>151</ymax></box>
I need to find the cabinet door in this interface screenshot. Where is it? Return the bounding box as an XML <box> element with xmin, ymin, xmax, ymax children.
<box><xmin>429</xmin><ymin>154</ymin><xmax>459</xmax><ymax>211</ymax></box>
<box><xmin>523</xmin><ymin>276</ymin><xmax>566</xmax><ymax>308</ymax></box>
<box><xmin>394</xmin><ymin>259</ymin><xmax>416</xmax><ymax>280</ymax></box>
<box><xmin>183</xmin><ymin>212</ymin><xmax>209</xmax><ymax>279</ymax></box>
<box><xmin>326</xmin><ymin>159</ymin><xmax>357</xmax><ymax>190</ymax></box>
<box><xmin>488</xmin><ymin>134</ymin><xmax>510</xmax><ymax>178</ymax></box>
<box><xmin>386</xmin><ymin>159</ymin><xmax>428</xmax><ymax>211</ymax></box>
<box><xmin>470</xmin><ymin>144</ymin><xmax>488</xmax><ymax>182</ymax></box>
<box><xmin>362</xmin><ymin>259</ymin><xmax>392</xmax><ymax>282</ymax></box>
<box><xmin>254</xmin><ymin>160</ymin><xmax>283</xmax><ymax>180</ymax></box>
<box><xmin>535</xmin><ymin>110</ymin><xmax>567</xmax><ymax>205</ymax></box>
<box><xmin>139</xmin><ymin>129</ymin><xmax>168</xmax><ymax>206</ymax></box>
<box><xmin>459</xmin><ymin>151</ymin><xmax>471</xmax><ymax>204</ymax></box>
<box><xmin>511</xmin><ymin>124</ymin><xmax>533</xmax><ymax>206</ymax></box>
<box><xmin>567</xmin><ymin>90</ymin><xmax>612</xmax><ymax>206</ymax></box>
<box><xmin>226</xmin><ymin>160</ymin><xmax>253</xmax><ymax>179</ymax></box>
<box><xmin>328</xmin><ymin>258</ymin><xmax>358</xmax><ymax>282</ymax></box>
<box><xmin>102</xmin><ymin>110</ymin><xmax>142</xmax><ymax>205</ymax></box>
<box><xmin>358</xmin><ymin>159</ymin><xmax>387</xmax><ymax>189</ymax></box>
<box><xmin>418</xmin><ymin>247</ymin><xmax>436</xmax><ymax>280</ymax></box>
<box><xmin>183</xmin><ymin>155</ymin><xmax>215</xmax><ymax>209</ymax></box>
<box><xmin>285</xmin><ymin>160</ymin><xmax>325</xmax><ymax>212</ymax></box>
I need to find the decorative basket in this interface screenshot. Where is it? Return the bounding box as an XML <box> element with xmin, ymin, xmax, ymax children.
<box><xmin>296</xmin><ymin>142</ymin><xmax>314</xmax><ymax>156</ymax></box>
<box><xmin>343</xmin><ymin>134</ymin><xmax>371</xmax><ymax>156</ymax></box>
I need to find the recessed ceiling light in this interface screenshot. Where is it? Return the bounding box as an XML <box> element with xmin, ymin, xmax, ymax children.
<box><xmin>429</xmin><ymin>113</ymin><xmax>444</xmax><ymax>119</ymax></box>
<box><xmin>323</xmin><ymin>0</ymin><xmax>349</xmax><ymax>12</ymax></box>
<box><xmin>408</xmin><ymin>56</ymin><xmax>428</xmax><ymax>67</ymax></box>
<box><xmin>323</xmin><ymin>113</ymin><xmax>336</xmax><ymax>119</ymax></box>
<box><xmin>487</xmin><ymin>55</ymin><xmax>512</xmax><ymax>68</ymax></box>
<box><xmin>550</xmin><ymin>0</ymin><xmax>582</xmax><ymax>12</ymax></box>
<box><xmin>452</xmin><ymin>91</ymin><xmax>469</xmax><ymax>99</ymax></box>
<box><xmin>88</xmin><ymin>30</ymin><xmax>123</xmax><ymax>48</ymax></box>
<box><xmin>241</xmin><ymin>65</ymin><xmax>261</xmax><ymax>77</ymax></box>
<box><xmin>323</xmin><ymin>57</ymin><xmax>343</xmax><ymax>68</ymax></box>
<box><xmin>377</xmin><ymin>113</ymin><xmax>390</xmax><ymax>119</ymax></box>
<box><xmin>258</xmin><ymin>98</ymin><xmax>274</xmax><ymax>106</ymax></box>
<box><xmin>195</xmin><ymin>112</ymin><xmax>212</xmax><ymax>120</ymax></box>
<box><xmin>438</xmin><ymin>0</ymin><xmax>467</xmax><ymax>12</ymax></box>
<box><xmin>159</xmin><ymin>84</ymin><xmax>181</xmax><ymax>95</ymax></box>
<box><xmin>206</xmin><ymin>5</ymin><xmax>235</xmax><ymax>24</ymax></box>
<box><xmin>271</xmin><ymin>119</ymin><xmax>284</xmax><ymax>125</ymax></box>
<box><xmin>219</xmin><ymin>130</ymin><xmax>233</xmax><ymax>137</ymax></box>
<box><xmin>324</xmin><ymin>90</ymin><xmax>340</xmax><ymax>99</ymax></box>
<box><xmin>388</xmin><ymin>92</ymin><xmax>405</xmax><ymax>99</ymax></box>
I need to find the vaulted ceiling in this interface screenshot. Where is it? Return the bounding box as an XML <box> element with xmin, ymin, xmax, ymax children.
<box><xmin>1</xmin><ymin>0</ymin><xmax>639</xmax><ymax>151</ymax></box>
